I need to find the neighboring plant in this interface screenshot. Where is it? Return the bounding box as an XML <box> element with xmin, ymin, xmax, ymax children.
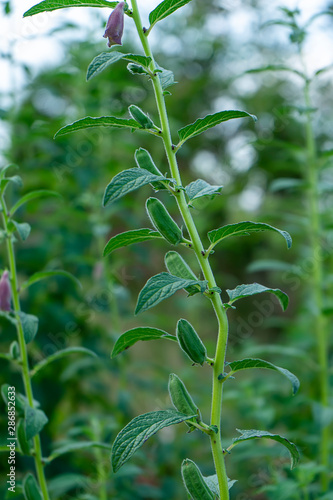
<box><xmin>0</xmin><ymin>170</ymin><xmax>99</xmax><ymax>499</ymax></box>
<box><xmin>247</xmin><ymin>7</ymin><xmax>333</xmax><ymax>496</ymax></box>
<box><xmin>23</xmin><ymin>1</ymin><xmax>301</xmax><ymax>498</ymax></box>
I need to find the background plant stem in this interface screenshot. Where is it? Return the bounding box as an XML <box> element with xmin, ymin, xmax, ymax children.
<box><xmin>130</xmin><ymin>1</ymin><xmax>230</xmax><ymax>497</ymax></box>
<box><xmin>0</xmin><ymin>194</ymin><xmax>50</xmax><ymax>500</ymax></box>
<box><xmin>303</xmin><ymin>70</ymin><xmax>330</xmax><ymax>491</ymax></box>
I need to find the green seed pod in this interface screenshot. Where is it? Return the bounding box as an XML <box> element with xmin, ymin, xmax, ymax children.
<box><xmin>181</xmin><ymin>459</ymin><xmax>215</xmax><ymax>500</ymax></box>
<box><xmin>164</xmin><ymin>250</ymin><xmax>200</xmax><ymax>296</ymax></box>
<box><xmin>135</xmin><ymin>148</ymin><xmax>166</xmax><ymax>190</ymax></box>
<box><xmin>129</xmin><ymin>105</ymin><xmax>156</xmax><ymax>129</ymax></box>
<box><xmin>146</xmin><ymin>197</ymin><xmax>183</xmax><ymax>245</ymax></box>
<box><xmin>176</xmin><ymin>319</ymin><xmax>207</xmax><ymax>366</ymax></box>
<box><xmin>168</xmin><ymin>373</ymin><xmax>201</xmax><ymax>427</ymax></box>
<box><xmin>17</xmin><ymin>419</ymin><xmax>32</xmax><ymax>456</ymax></box>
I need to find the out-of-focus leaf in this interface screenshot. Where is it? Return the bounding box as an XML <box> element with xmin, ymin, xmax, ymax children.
<box><xmin>31</xmin><ymin>347</ymin><xmax>98</xmax><ymax>377</ymax></box>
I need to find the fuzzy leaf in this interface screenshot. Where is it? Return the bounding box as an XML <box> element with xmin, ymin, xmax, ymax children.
<box><xmin>23</xmin><ymin>473</ymin><xmax>43</xmax><ymax>500</ymax></box>
<box><xmin>18</xmin><ymin>312</ymin><xmax>39</xmax><ymax>344</ymax></box>
<box><xmin>208</xmin><ymin>221</ymin><xmax>292</xmax><ymax>249</ymax></box>
<box><xmin>156</xmin><ymin>65</ymin><xmax>176</xmax><ymax>90</ymax></box>
<box><xmin>87</xmin><ymin>51</ymin><xmax>152</xmax><ymax>80</ymax></box>
<box><xmin>232</xmin><ymin>429</ymin><xmax>299</xmax><ymax>469</ymax></box>
<box><xmin>226</xmin><ymin>283</ymin><xmax>289</xmax><ymax>311</ymax></box>
<box><xmin>103</xmin><ymin>169</ymin><xmax>167</xmax><ymax>206</ymax></box>
<box><xmin>204</xmin><ymin>474</ymin><xmax>237</xmax><ymax>495</ymax></box>
<box><xmin>21</xmin><ymin>270</ymin><xmax>81</xmax><ymax>291</ymax></box>
<box><xmin>104</xmin><ymin>228</ymin><xmax>162</xmax><ymax>256</ymax></box>
<box><xmin>246</xmin><ymin>65</ymin><xmax>306</xmax><ymax>80</ymax></box>
<box><xmin>111</xmin><ymin>327</ymin><xmax>176</xmax><ymax>357</ymax></box>
<box><xmin>11</xmin><ymin>221</ymin><xmax>31</xmax><ymax>241</ymax></box>
<box><xmin>177</xmin><ymin>110</ymin><xmax>256</xmax><ymax>147</ymax></box>
<box><xmin>10</xmin><ymin>190</ymin><xmax>61</xmax><ymax>216</ymax></box>
<box><xmin>54</xmin><ymin>116</ymin><xmax>141</xmax><ymax>138</ymax></box>
<box><xmin>227</xmin><ymin>358</ymin><xmax>299</xmax><ymax>395</ymax></box>
<box><xmin>48</xmin><ymin>441</ymin><xmax>111</xmax><ymax>462</ymax></box>
<box><xmin>112</xmin><ymin>410</ymin><xmax>196</xmax><ymax>472</ymax></box>
<box><xmin>135</xmin><ymin>272</ymin><xmax>207</xmax><ymax>314</ymax></box>
<box><xmin>149</xmin><ymin>0</ymin><xmax>193</xmax><ymax>29</ymax></box>
<box><xmin>31</xmin><ymin>347</ymin><xmax>98</xmax><ymax>377</ymax></box>
<box><xmin>24</xmin><ymin>0</ymin><xmax>117</xmax><ymax>17</ymax></box>
<box><xmin>186</xmin><ymin>179</ymin><xmax>222</xmax><ymax>202</ymax></box>
<box><xmin>25</xmin><ymin>406</ymin><xmax>48</xmax><ymax>440</ymax></box>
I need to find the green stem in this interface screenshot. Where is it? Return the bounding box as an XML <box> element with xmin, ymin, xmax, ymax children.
<box><xmin>303</xmin><ymin>76</ymin><xmax>330</xmax><ymax>491</ymax></box>
<box><xmin>130</xmin><ymin>2</ymin><xmax>230</xmax><ymax>498</ymax></box>
<box><xmin>0</xmin><ymin>194</ymin><xmax>50</xmax><ymax>500</ymax></box>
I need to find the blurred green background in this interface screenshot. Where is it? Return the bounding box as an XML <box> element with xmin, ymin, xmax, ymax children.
<box><xmin>1</xmin><ymin>0</ymin><xmax>333</xmax><ymax>498</ymax></box>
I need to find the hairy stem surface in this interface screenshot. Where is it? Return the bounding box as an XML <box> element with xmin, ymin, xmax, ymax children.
<box><xmin>131</xmin><ymin>1</ymin><xmax>230</xmax><ymax>497</ymax></box>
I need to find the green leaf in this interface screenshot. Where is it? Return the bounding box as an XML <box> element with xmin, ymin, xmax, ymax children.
<box><xmin>18</xmin><ymin>312</ymin><xmax>39</xmax><ymax>344</ymax></box>
<box><xmin>177</xmin><ymin>110</ymin><xmax>256</xmax><ymax>147</ymax></box>
<box><xmin>23</xmin><ymin>473</ymin><xmax>42</xmax><ymax>500</ymax></box>
<box><xmin>156</xmin><ymin>65</ymin><xmax>176</xmax><ymax>90</ymax></box>
<box><xmin>20</xmin><ymin>270</ymin><xmax>81</xmax><ymax>291</ymax></box>
<box><xmin>226</xmin><ymin>283</ymin><xmax>289</xmax><ymax>311</ymax></box>
<box><xmin>87</xmin><ymin>52</ymin><xmax>152</xmax><ymax>81</ymax></box>
<box><xmin>54</xmin><ymin>116</ymin><xmax>141</xmax><ymax>138</ymax></box>
<box><xmin>23</xmin><ymin>0</ymin><xmax>117</xmax><ymax>17</ymax></box>
<box><xmin>112</xmin><ymin>410</ymin><xmax>197</xmax><ymax>472</ymax></box>
<box><xmin>164</xmin><ymin>251</ymin><xmax>200</xmax><ymax>296</ymax></box>
<box><xmin>103</xmin><ymin>168</ymin><xmax>167</xmax><ymax>206</ymax></box>
<box><xmin>48</xmin><ymin>441</ymin><xmax>111</xmax><ymax>462</ymax></box>
<box><xmin>227</xmin><ymin>358</ymin><xmax>299</xmax><ymax>395</ymax></box>
<box><xmin>269</xmin><ymin>178</ymin><xmax>305</xmax><ymax>192</ymax></box>
<box><xmin>149</xmin><ymin>0</ymin><xmax>193</xmax><ymax>30</ymax></box>
<box><xmin>232</xmin><ymin>429</ymin><xmax>299</xmax><ymax>469</ymax></box>
<box><xmin>103</xmin><ymin>228</ymin><xmax>162</xmax><ymax>256</ymax></box>
<box><xmin>208</xmin><ymin>221</ymin><xmax>292</xmax><ymax>250</ymax></box>
<box><xmin>185</xmin><ymin>179</ymin><xmax>222</xmax><ymax>202</ymax></box>
<box><xmin>10</xmin><ymin>190</ymin><xmax>61</xmax><ymax>216</ymax></box>
<box><xmin>25</xmin><ymin>406</ymin><xmax>48</xmax><ymax>440</ymax></box>
<box><xmin>31</xmin><ymin>347</ymin><xmax>98</xmax><ymax>377</ymax></box>
<box><xmin>111</xmin><ymin>327</ymin><xmax>176</xmax><ymax>358</ymax></box>
<box><xmin>135</xmin><ymin>272</ymin><xmax>207</xmax><ymax>315</ymax></box>
<box><xmin>203</xmin><ymin>474</ymin><xmax>237</xmax><ymax>495</ymax></box>
<box><xmin>17</xmin><ymin>419</ymin><xmax>32</xmax><ymax>455</ymax></box>
<box><xmin>11</xmin><ymin>221</ymin><xmax>31</xmax><ymax>241</ymax></box>
<box><xmin>246</xmin><ymin>65</ymin><xmax>306</xmax><ymax>80</ymax></box>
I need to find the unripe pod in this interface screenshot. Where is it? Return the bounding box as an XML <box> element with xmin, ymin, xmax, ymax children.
<box><xmin>176</xmin><ymin>319</ymin><xmax>207</xmax><ymax>366</ymax></box>
<box><xmin>168</xmin><ymin>373</ymin><xmax>201</xmax><ymax>427</ymax></box>
<box><xmin>164</xmin><ymin>251</ymin><xmax>199</xmax><ymax>296</ymax></box>
<box><xmin>129</xmin><ymin>105</ymin><xmax>156</xmax><ymax>129</ymax></box>
<box><xmin>146</xmin><ymin>198</ymin><xmax>183</xmax><ymax>245</ymax></box>
<box><xmin>181</xmin><ymin>459</ymin><xmax>215</xmax><ymax>500</ymax></box>
<box><xmin>135</xmin><ymin>148</ymin><xmax>166</xmax><ymax>191</ymax></box>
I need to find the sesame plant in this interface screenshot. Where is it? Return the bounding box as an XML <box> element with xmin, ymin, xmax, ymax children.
<box><xmin>247</xmin><ymin>7</ymin><xmax>333</xmax><ymax>496</ymax></box>
<box><xmin>0</xmin><ymin>169</ymin><xmax>99</xmax><ymax>499</ymax></box>
<box><xmin>22</xmin><ymin>1</ymin><xmax>301</xmax><ymax>498</ymax></box>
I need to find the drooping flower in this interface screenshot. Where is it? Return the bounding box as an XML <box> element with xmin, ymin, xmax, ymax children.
<box><xmin>0</xmin><ymin>271</ymin><xmax>11</xmax><ymax>312</ymax></box>
<box><xmin>103</xmin><ymin>2</ymin><xmax>125</xmax><ymax>47</ymax></box>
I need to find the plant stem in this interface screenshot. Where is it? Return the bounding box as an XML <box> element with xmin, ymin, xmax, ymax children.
<box><xmin>0</xmin><ymin>193</ymin><xmax>50</xmax><ymax>500</ymax></box>
<box><xmin>130</xmin><ymin>2</ymin><xmax>230</xmax><ymax>497</ymax></box>
<box><xmin>303</xmin><ymin>75</ymin><xmax>330</xmax><ymax>491</ymax></box>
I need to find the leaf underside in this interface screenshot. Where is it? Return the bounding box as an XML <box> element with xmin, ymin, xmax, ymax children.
<box><xmin>233</xmin><ymin>429</ymin><xmax>299</xmax><ymax>469</ymax></box>
<box><xmin>227</xmin><ymin>358</ymin><xmax>300</xmax><ymax>395</ymax></box>
<box><xmin>87</xmin><ymin>51</ymin><xmax>152</xmax><ymax>80</ymax></box>
<box><xmin>208</xmin><ymin>221</ymin><xmax>292</xmax><ymax>249</ymax></box>
<box><xmin>226</xmin><ymin>283</ymin><xmax>289</xmax><ymax>311</ymax></box>
<box><xmin>149</xmin><ymin>0</ymin><xmax>193</xmax><ymax>29</ymax></box>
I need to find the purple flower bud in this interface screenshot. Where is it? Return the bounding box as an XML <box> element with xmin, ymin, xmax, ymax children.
<box><xmin>103</xmin><ymin>2</ymin><xmax>125</xmax><ymax>47</ymax></box>
<box><xmin>0</xmin><ymin>271</ymin><xmax>11</xmax><ymax>312</ymax></box>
